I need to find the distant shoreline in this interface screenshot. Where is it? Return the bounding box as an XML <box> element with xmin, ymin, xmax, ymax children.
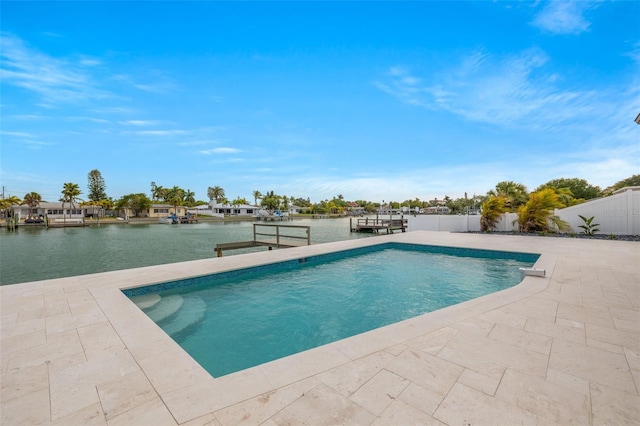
<box><xmin>0</xmin><ymin>213</ymin><xmax>354</xmax><ymax>229</ymax></box>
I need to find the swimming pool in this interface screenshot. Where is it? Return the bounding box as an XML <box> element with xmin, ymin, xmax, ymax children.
<box><xmin>125</xmin><ymin>243</ymin><xmax>539</xmax><ymax>377</ymax></box>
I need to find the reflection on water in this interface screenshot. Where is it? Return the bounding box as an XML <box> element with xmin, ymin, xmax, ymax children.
<box><xmin>0</xmin><ymin>218</ymin><xmax>375</xmax><ymax>285</ymax></box>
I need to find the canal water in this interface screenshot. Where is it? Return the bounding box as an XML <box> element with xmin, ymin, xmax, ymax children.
<box><xmin>0</xmin><ymin>218</ymin><xmax>375</xmax><ymax>286</ymax></box>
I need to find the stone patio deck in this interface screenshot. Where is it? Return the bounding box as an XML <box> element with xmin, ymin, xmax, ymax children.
<box><xmin>1</xmin><ymin>231</ymin><xmax>638</xmax><ymax>425</ymax></box>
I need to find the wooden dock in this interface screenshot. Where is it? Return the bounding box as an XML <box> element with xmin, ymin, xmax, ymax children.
<box><xmin>179</xmin><ymin>214</ymin><xmax>198</xmax><ymax>224</ymax></box>
<box><xmin>215</xmin><ymin>223</ymin><xmax>311</xmax><ymax>257</ymax></box>
<box><xmin>350</xmin><ymin>217</ymin><xmax>407</xmax><ymax>234</ymax></box>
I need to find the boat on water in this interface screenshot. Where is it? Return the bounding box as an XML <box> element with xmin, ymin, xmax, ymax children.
<box><xmin>179</xmin><ymin>213</ymin><xmax>198</xmax><ymax>224</ymax></box>
<box><xmin>158</xmin><ymin>213</ymin><xmax>179</xmax><ymax>224</ymax></box>
<box><xmin>24</xmin><ymin>216</ymin><xmax>45</xmax><ymax>224</ymax></box>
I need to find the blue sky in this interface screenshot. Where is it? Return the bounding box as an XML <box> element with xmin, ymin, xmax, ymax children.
<box><xmin>1</xmin><ymin>1</ymin><xmax>639</xmax><ymax>204</ymax></box>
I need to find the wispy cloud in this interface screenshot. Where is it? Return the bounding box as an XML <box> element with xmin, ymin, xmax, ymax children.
<box><xmin>178</xmin><ymin>139</ymin><xmax>223</xmax><ymax>146</ymax></box>
<box><xmin>531</xmin><ymin>1</ymin><xmax>601</xmax><ymax>35</ymax></box>
<box><xmin>0</xmin><ymin>130</ymin><xmax>35</xmax><ymax>138</ymax></box>
<box><xmin>7</xmin><ymin>114</ymin><xmax>46</xmax><ymax>121</ymax></box>
<box><xmin>112</xmin><ymin>73</ymin><xmax>175</xmax><ymax>93</ymax></box>
<box><xmin>127</xmin><ymin>130</ymin><xmax>188</xmax><ymax>136</ymax></box>
<box><xmin>120</xmin><ymin>120</ymin><xmax>165</xmax><ymax>126</ymax></box>
<box><xmin>374</xmin><ymin>66</ymin><xmax>427</xmax><ymax>106</ymax></box>
<box><xmin>376</xmin><ymin>48</ymin><xmax>601</xmax><ymax>131</ymax></box>
<box><xmin>1</xmin><ymin>130</ymin><xmax>52</xmax><ymax>150</ymax></box>
<box><xmin>65</xmin><ymin>116</ymin><xmax>110</xmax><ymax>123</ymax></box>
<box><xmin>0</xmin><ymin>32</ymin><xmax>110</xmax><ymax>105</ymax></box>
<box><xmin>198</xmin><ymin>147</ymin><xmax>241</xmax><ymax>155</ymax></box>
<box><xmin>626</xmin><ymin>41</ymin><xmax>640</xmax><ymax>66</ymax></box>
<box><xmin>90</xmin><ymin>106</ymin><xmax>137</xmax><ymax>115</ymax></box>
<box><xmin>79</xmin><ymin>57</ymin><xmax>102</xmax><ymax>67</ymax></box>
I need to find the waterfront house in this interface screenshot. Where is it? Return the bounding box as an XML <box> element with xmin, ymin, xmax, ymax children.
<box><xmin>9</xmin><ymin>202</ymin><xmax>102</xmax><ymax>223</ymax></box>
<box><xmin>424</xmin><ymin>206</ymin><xmax>451</xmax><ymax>215</ymax></box>
<box><xmin>187</xmin><ymin>204</ymin><xmax>221</xmax><ymax>217</ymax></box>
<box><xmin>116</xmin><ymin>203</ymin><xmax>188</xmax><ymax>219</ymax></box>
<box><xmin>347</xmin><ymin>202</ymin><xmax>365</xmax><ymax>216</ymax></box>
<box><xmin>208</xmin><ymin>202</ymin><xmax>258</xmax><ymax>216</ymax></box>
<box><xmin>147</xmin><ymin>204</ymin><xmax>187</xmax><ymax>218</ymax></box>
<box><xmin>288</xmin><ymin>205</ymin><xmax>304</xmax><ymax>214</ymax></box>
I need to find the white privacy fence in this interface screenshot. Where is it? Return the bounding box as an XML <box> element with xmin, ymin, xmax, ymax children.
<box><xmin>406</xmin><ymin>213</ymin><xmax>517</xmax><ymax>233</ymax></box>
<box><xmin>406</xmin><ymin>187</ymin><xmax>640</xmax><ymax>235</ymax></box>
<box><xmin>555</xmin><ymin>187</ymin><xmax>640</xmax><ymax>235</ymax></box>
<box><xmin>407</xmin><ymin>215</ymin><xmax>482</xmax><ymax>233</ymax></box>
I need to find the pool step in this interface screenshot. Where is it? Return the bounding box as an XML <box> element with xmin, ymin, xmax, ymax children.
<box><xmin>144</xmin><ymin>295</ymin><xmax>184</xmax><ymax>322</ymax></box>
<box><xmin>130</xmin><ymin>293</ymin><xmax>161</xmax><ymax>309</ymax></box>
<box><xmin>162</xmin><ymin>295</ymin><xmax>207</xmax><ymax>337</ymax></box>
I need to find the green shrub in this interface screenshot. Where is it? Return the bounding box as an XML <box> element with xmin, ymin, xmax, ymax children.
<box><xmin>578</xmin><ymin>215</ymin><xmax>600</xmax><ymax>235</ymax></box>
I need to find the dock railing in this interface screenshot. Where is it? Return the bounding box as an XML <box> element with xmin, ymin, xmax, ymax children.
<box><xmin>350</xmin><ymin>216</ymin><xmax>407</xmax><ymax>233</ymax></box>
<box><xmin>215</xmin><ymin>223</ymin><xmax>311</xmax><ymax>257</ymax></box>
<box><xmin>253</xmin><ymin>223</ymin><xmax>311</xmax><ymax>247</ymax></box>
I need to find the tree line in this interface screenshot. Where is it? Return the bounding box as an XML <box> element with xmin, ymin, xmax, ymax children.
<box><xmin>1</xmin><ymin>169</ymin><xmax>638</xmax><ymax>220</ymax></box>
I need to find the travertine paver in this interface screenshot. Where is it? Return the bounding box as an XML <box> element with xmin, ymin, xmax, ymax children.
<box><xmin>495</xmin><ymin>368</ymin><xmax>590</xmax><ymax>424</ymax></box>
<box><xmin>1</xmin><ymin>231</ymin><xmax>638</xmax><ymax>425</ymax></box>
<box><xmin>434</xmin><ymin>382</ymin><xmax>539</xmax><ymax>425</ymax></box>
<box><xmin>213</xmin><ymin>378</ymin><xmax>319</xmax><ymax>425</ymax></box>
<box><xmin>373</xmin><ymin>399</ymin><xmax>444</xmax><ymax>425</ymax></box>
<box><xmin>349</xmin><ymin>369</ymin><xmax>409</xmax><ymax>416</ymax></box>
<box><xmin>270</xmin><ymin>383</ymin><xmax>377</xmax><ymax>425</ymax></box>
<box><xmin>315</xmin><ymin>351</ymin><xmax>396</xmax><ymax>397</ymax></box>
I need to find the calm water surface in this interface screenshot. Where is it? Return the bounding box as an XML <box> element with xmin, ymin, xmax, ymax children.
<box><xmin>0</xmin><ymin>218</ymin><xmax>374</xmax><ymax>285</ymax></box>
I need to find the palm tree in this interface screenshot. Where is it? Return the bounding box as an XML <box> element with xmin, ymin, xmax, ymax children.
<box><xmin>516</xmin><ymin>188</ymin><xmax>570</xmax><ymax>233</ymax></box>
<box><xmin>60</xmin><ymin>182</ymin><xmax>82</xmax><ymax>224</ymax></box>
<box><xmin>232</xmin><ymin>197</ymin><xmax>248</xmax><ymax>205</ymax></box>
<box><xmin>208</xmin><ymin>186</ymin><xmax>225</xmax><ymax>203</ymax></box>
<box><xmin>151</xmin><ymin>182</ymin><xmax>168</xmax><ymax>201</ymax></box>
<box><xmin>488</xmin><ymin>181</ymin><xmax>529</xmax><ymax>211</ymax></box>
<box><xmin>542</xmin><ymin>186</ymin><xmax>577</xmax><ymax>208</ymax></box>
<box><xmin>99</xmin><ymin>197</ymin><xmax>114</xmax><ymax>212</ymax></box>
<box><xmin>260</xmin><ymin>191</ymin><xmax>280</xmax><ymax>213</ymax></box>
<box><xmin>184</xmin><ymin>189</ymin><xmax>196</xmax><ymax>207</ymax></box>
<box><xmin>252</xmin><ymin>190</ymin><xmax>262</xmax><ymax>206</ymax></box>
<box><xmin>480</xmin><ymin>196</ymin><xmax>506</xmax><ymax>232</ymax></box>
<box><xmin>165</xmin><ymin>186</ymin><xmax>185</xmax><ymax>215</ymax></box>
<box><xmin>22</xmin><ymin>192</ymin><xmax>42</xmax><ymax>219</ymax></box>
<box><xmin>1</xmin><ymin>195</ymin><xmax>22</xmax><ymax>222</ymax></box>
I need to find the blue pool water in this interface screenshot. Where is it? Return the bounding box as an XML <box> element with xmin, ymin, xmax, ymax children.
<box><xmin>126</xmin><ymin>243</ymin><xmax>538</xmax><ymax>377</ymax></box>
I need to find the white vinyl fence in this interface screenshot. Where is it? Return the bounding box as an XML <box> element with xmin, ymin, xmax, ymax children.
<box><xmin>406</xmin><ymin>213</ymin><xmax>517</xmax><ymax>233</ymax></box>
<box><xmin>406</xmin><ymin>187</ymin><xmax>640</xmax><ymax>235</ymax></box>
<box><xmin>407</xmin><ymin>215</ymin><xmax>482</xmax><ymax>233</ymax></box>
<box><xmin>555</xmin><ymin>187</ymin><xmax>640</xmax><ymax>235</ymax></box>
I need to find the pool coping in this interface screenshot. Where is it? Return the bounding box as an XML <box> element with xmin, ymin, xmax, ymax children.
<box><xmin>124</xmin><ymin>239</ymin><xmax>546</xmax><ymax>383</ymax></box>
<box><xmin>102</xmin><ymin>234</ymin><xmax>552</xmax><ymax>421</ymax></box>
<box><xmin>1</xmin><ymin>230</ymin><xmax>638</xmax><ymax>425</ymax></box>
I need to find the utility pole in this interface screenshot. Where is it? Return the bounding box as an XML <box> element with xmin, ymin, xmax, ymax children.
<box><xmin>2</xmin><ymin>186</ymin><xmax>5</xmax><ymax>199</ymax></box>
